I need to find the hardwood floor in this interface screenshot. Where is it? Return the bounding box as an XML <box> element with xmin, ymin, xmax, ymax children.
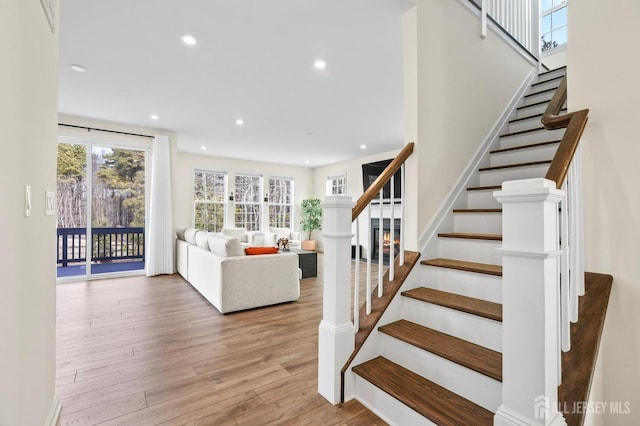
<box><xmin>56</xmin><ymin>255</ymin><xmax>386</xmax><ymax>425</ymax></box>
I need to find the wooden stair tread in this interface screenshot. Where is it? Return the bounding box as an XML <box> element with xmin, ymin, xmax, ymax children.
<box><xmin>538</xmin><ymin>65</ymin><xmax>566</xmax><ymax>77</ymax></box>
<box><xmin>452</xmin><ymin>208</ymin><xmax>501</xmax><ymax>213</ymax></box>
<box><xmin>524</xmin><ymin>87</ymin><xmax>557</xmax><ymax>97</ymax></box>
<box><xmin>491</xmin><ymin>139</ymin><xmax>561</xmax><ymax>154</ymax></box>
<box><xmin>402</xmin><ymin>287</ymin><xmax>502</xmax><ymax>322</ymax></box>
<box><xmin>517</xmin><ymin>99</ymin><xmax>553</xmax><ymax>110</ymax></box>
<box><xmin>352</xmin><ymin>356</ymin><xmax>494</xmax><ymax>426</ymax></box>
<box><xmin>509</xmin><ymin>110</ymin><xmax>566</xmax><ymax>124</ymax></box>
<box><xmin>340</xmin><ymin>251</ymin><xmax>421</xmax><ymax>402</ymax></box>
<box><xmin>532</xmin><ymin>75</ymin><xmax>564</xmax><ymax>87</ymax></box>
<box><xmin>559</xmin><ymin>272</ymin><xmax>613</xmax><ymax>426</ymax></box>
<box><xmin>466</xmin><ymin>185</ymin><xmax>501</xmax><ymax>191</ymax></box>
<box><xmin>421</xmin><ymin>258</ymin><xmax>502</xmax><ymax>276</ymax></box>
<box><xmin>479</xmin><ymin>160</ymin><xmax>551</xmax><ymax>172</ymax></box>
<box><xmin>379</xmin><ymin>320</ymin><xmax>502</xmax><ymax>381</ymax></box>
<box><xmin>500</xmin><ymin>126</ymin><xmax>545</xmax><ymax>137</ymax></box>
<box><xmin>438</xmin><ymin>232</ymin><xmax>502</xmax><ymax>241</ymax></box>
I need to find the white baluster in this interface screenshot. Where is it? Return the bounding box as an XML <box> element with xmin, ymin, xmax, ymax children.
<box><xmin>481</xmin><ymin>0</ymin><xmax>488</xmax><ymax>39</ymax></box>
<box><xmin>399</xmin><ymin>164</ymin><xmax>405</xmax><ymax>266</ymax></box>
<box><xmin>366</xmin><ymin>204</ymin><xmax>372</xmax><ymax>315</ymax></box>
<box><xmin>354</xmin><ymin>217</ymin><xmax>360</xmax><ymax>333</ymax></box>
<box><xmin>560</xmin><ymin>187</ymin><xmax>571</xmax><ymax>352</ymax></box>
<box><xmin>378</xmin><ymin>189</ymin><xmax>384</xmax><ymax>297</ymax></box>
<box><xmin>389</xmin><ymin>175</ymin><xmax>395</xmax><ymax>282</ymax></box>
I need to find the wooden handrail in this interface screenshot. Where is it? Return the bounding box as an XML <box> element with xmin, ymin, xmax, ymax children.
<box><xmin>352</xmin><ymin>142</ymin><xmax>414</xmax><ymax>221</ymax></box>
<box><xmin>541</xmin><ymin>76</ymin><xmax>589</xmax><ymax>189</ymax></box>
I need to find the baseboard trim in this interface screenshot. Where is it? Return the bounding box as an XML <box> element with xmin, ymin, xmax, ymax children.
<box><xmin>417</xmin><ymin>67</ymin><xmax>538</xmax><ymax>252</ymax></box>
<box><xmin>45</xmin><ymin>395</ymin><xmax>61</xmax><ymax>426</ymax></box>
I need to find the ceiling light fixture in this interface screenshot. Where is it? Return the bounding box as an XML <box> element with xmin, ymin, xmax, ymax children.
<box><xmin>201</xmin><ymin>145</ymin><xmax>207</xmax><ymax>150</ymax></box>
<box><xmin>304</xmin><ymin>160</ymin><xmax>311</xmax><ymax>164</ymax></box>
<box><xmin>150</xmin><ymin>114</ymin><xmax>159</xmax><ymax>120</ymax></box>
<box><xmin>181</xmin><ymin>35</ymin><xmax>197</xmax><ymax>46</ymax></box>
<box><xmin>313</xmin><ymin>59</ymin><xmax>327</xmax><ymax>70</ymax></box>
<box><xmin>360</xmin><ymin>144</ymin><xmax>367</xmax><ymax>150</ymax></box>
<box><xmin>69</xmin><ymin>64</ymin><xmax>86</xmax><ymax>72</ymax></box>
<box><xmin>235</xmin><ymin>118</ymin><xmax>244</xmax><ymax>126</ymax></box>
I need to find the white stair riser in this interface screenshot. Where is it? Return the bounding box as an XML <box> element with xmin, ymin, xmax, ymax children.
<box><xmin>522</xmin><ymin>91</ymin><xmax>555</xmax><ymax>105</ymax></box>
<box><xmin>515</xmin><ymin>102</ymin><xmax>548</xmax><ymax>118</ymax></box>
<box><xmin>438</xmin><ymin>238</ymin><xmax>502</xmax><ymax>265</ymax></box>
<box><xmin>402</xmin><ymin>297</ymin><xmax>502</xmax><ymax>352</ymax></box>
<box><xmin>499</xmin><ymin>127</ymin><xmax>564</xmax><ymax>148</ymax></box>
<box><xmin>421</xmin><ymin>267</ymin><xmax>502</xmax><ymax>303</ymax></box>
<box><xmin>379</xmin><ymin>334</ymin><xmax>502</xmax><ymax>412</ymax></box>
<box><xmin>354</xmin><ymin>376</ymin><xmax>437</xmax><ymax>426</ymax></box>
<box><xmin>529</xmin><ymin>79</ymin><xmax>561</xmax><ymax>93</ymax></box>
<box><xmin>508</xmin><ymin>116</ymin><xmax>544</xmax><ymax>133</ymax></box>
<box><xmin>467</xmin><ymin>190</ymin><xmax>501</xmax><ymax>209</ymax></box>
<box><xmin>490</xmin><ymin>143</ymin><xmax>559</xmax><ymax>167</ymax></box>
<box><xmin>534</xmin><ymin>68</ymin><xmax>566</xmax><ymax>84</ymax></box>
<box><xmin>453</xmin><ymin>211</ymin><xmax>502</xmax><ymax>234</ymax></box>
<box><xmin>479</xmin><ymin>164</ymin><xmax>549</xmax><ymax>186</ymax></box>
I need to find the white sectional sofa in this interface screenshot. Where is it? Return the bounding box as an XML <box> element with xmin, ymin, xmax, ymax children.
<box><xmin>176</xmin><ymin>227</ymin><xmax>300</xmax><ymax>314</ymax></box>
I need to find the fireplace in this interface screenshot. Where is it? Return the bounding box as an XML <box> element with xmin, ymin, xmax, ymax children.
<box><xmin>370</xmin><ymin>218</ymin><xmax>401</xmax><ymax>265</ymax></box>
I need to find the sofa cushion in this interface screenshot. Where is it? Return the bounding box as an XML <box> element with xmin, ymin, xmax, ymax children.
<box><xmin>176</xmin><ymin>227</ymin><xmax>187</xmax><ymax>241</ymax></box>
<box><xmin>269</xmin><ymin>227</ymin><xmax>291</xmax><ymax>240</ymax></box>
<box><xmin>208</xmin><ymin>234</ymin><xmax>246</xmax><ymax>257</ymax></box>
<box><xmin>222</xmin><ymin>227</ymin><xmax>247</xmax><ymax>243</ymax></box>
<box><xmin>245</xmin><ymin>246</ymin><xmax>279</xmax><ymax>255</ymax></box>
<box><xmin>195</xmin><ymin>231</ymin><xmax>212</xmax><ymax>249</ymax></box>
<box><xmin>184</xmin><ymin>228</ymin><xmax>199</xmax><ymax>245</ymax></box>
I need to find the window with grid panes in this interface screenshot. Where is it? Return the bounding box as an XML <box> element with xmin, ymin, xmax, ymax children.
<box><xmin>234</xmin><ymin>174</ymin><xmax>262</xmax><ymax>231</ymax></box>
<box><xmin>193</xmin><ymin>170</ymin><xmax>226</xmax><ymax>232</ymax></box>
<box><xmin>541</xmin><ymin>0</ymin><xmax>567</xmax><ymax>52</ymax></box>
<box><xmin>268</xmin><ymin>177</ymin><xmax>293</xmax><ymax>228</ymax></box>
<box><xmin>326</xmin><ymin>174</ymin><xmax>346</xmax><ymax>196</ymax></box>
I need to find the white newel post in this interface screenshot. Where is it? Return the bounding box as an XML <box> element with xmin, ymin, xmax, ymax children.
<box><xmin>318</xmin><ymin>196</ymin><xmax>355</xmax><ymax>404</ymax></box>
<box><xmin>494</xmin><ymin>179</ymin><xmax>567</xmax><ymax>426</ymax></box>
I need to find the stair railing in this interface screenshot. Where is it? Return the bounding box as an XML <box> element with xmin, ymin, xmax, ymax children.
<box><xmin>318</xmin><ymin>142</ymin><xmax>413</xmax><ymax>405</ymax></box>
<box><xmin>494</xmin><ymin>75</ymin><xmax>589</xmax><ymax>424</ymax></box>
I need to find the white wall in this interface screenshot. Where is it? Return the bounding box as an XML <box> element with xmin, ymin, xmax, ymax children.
<box><xmin>409</xmin><ymin>0</ymin><xmax>534</xmax><ymax>235</ymax></box>
<box><xmin>541</xmin><ymin>46</ymin><xmax>567</xmax><ymax>70</ymax></box>
<box><xmin>174</xmin><ymin>153</ymin><xmax>314</xmax><ymax>235</ymax></box>
<box><xmin>568</xmin><ymin>2</ymin><xmax>640</xmax><ymax>424</ymax></box>
<box><xmin>1</xmin><ymin>1</ymin><xmax>59</xmax><ymax>424</ymax></box>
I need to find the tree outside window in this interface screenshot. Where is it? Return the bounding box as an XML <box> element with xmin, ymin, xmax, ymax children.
<box><xmin>268</xmin><ymin>177</ymin><xmax>293</xmax><ymax>228</ymax></box>
<box><xmin>235</xmin><ymin>174</ymin><xmax>262</xmax><ymax>231</ymax></box>
<box><xmin>194</xmin><ymin>170</ymin><xmax>226</xmax><ymax>232</ymax></box>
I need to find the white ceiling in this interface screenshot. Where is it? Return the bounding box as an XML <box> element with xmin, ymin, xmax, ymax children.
<box><xmin>58</xmin><ymin>0</ymin><xmax>411</xmax><ymax>168</ymax></box>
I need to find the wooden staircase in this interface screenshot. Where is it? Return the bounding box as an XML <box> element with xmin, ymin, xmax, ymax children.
<box><xmin>348</xmin><ymin>66</ymin><xmax>610</xmax><ymax>424</ymax></box>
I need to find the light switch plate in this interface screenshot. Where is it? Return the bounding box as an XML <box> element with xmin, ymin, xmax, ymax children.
<box><xmin>45</xmin><ymin>191</ymin><xmax>55</xmax><ymax>216</ymax></box>
<box><xmin>25</xmin><ymin>185</ymin><xmax>31</xmax><ymax>217</ymax></box>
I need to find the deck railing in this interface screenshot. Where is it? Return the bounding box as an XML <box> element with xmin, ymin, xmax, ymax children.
<box><xmin>57</xmin><ymin>227</ymin><xmax>145</xmax><ymax>266</ymax></box>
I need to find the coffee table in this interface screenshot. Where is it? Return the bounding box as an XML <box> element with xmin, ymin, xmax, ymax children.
<box><xmin>287</xmin><ymin>248</ymin><xmax>317</xmax><ymax>279</ymax></box>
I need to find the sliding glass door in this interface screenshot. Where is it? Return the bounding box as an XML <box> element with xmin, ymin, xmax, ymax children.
<box><xmin>57</xmin><ymin>139</ymin><xmax>148</xmax><ymax>279</ymax></box>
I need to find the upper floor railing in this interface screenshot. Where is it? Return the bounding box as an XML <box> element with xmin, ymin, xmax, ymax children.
<box><xmin>57</xmin><ymin>227</ymin><xmax>145</xmax><ymax>266</ymax></box>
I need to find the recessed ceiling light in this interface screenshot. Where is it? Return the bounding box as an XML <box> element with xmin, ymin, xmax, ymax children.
<box><xmin>200</xmin><ymin>145</ymin><xmax>207</xmax><ymax>150</ymax></box>
<box><xmin>69</xmin><ymin>64</ymin><xmax>86</xmax><ymax>72</ymax></box>
<box><xmin>181</xmin><ymin>35</ymin><xmax>197</xmax><ymax>46</ymax></box>
<box><xmin>360</xmin><ymin>144</ymin><xmax>367</xmax><ymax>150</ymax></box>
<box><xmin>150</xmin><ymin>114</ymin><xmax>159</xmax><ymax>120</ymax></box>
<box><xmin>314</xmin><ymin>59</ymin><xmax>327</xmax><ymax>70</ymax></box>
<box><xmin>304</xmin><ymin>160</ymin><xmax>311</xmax><ymax>164</ymax></box>
<box><xmin>235</xmin><ymin>118</ymin><xmax>244</xmax><ymax>126</ymax></box>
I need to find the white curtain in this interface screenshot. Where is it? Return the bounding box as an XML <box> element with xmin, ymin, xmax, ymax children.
<box><xmin>146</xmin><ymin>135</ymin><xmax>174</xmax><ymax>276</ymax></box>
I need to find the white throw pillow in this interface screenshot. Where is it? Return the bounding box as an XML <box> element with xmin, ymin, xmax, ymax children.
<box><xmin>195</xmin><ymin>231</ymin><xmax>211</xmax><ymax>249</ymax></box>
<box><xmin>222</xmin><ymin>227</ymin><xmax>248</xmax><ymax>243</ymax></box>
<box><xmin>269</xmin><ymin>227</ymin><xmax>291</xmax><ymax>240</ymax></box>
<box><xmin>184</xmin><ymin>228</ymin><xmax>199</xmax><ymax>245</ymax></box>
<box><xmin>208</xmin><ymin>234</ymin><xmax>246</xmax><ymax>257</ymax></box>
<box><xmin>175</xmin><ymin>227</ymin><xmax>187</xmax><ymax>241</ymax></box>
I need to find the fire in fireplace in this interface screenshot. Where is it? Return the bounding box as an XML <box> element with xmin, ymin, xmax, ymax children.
<box><xmin>370</xmin><ymin>218</ymin><xmax>401</xmax><ymax>265</ymax></box>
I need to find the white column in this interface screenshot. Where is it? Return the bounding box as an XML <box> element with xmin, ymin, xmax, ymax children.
<box><xmin>493</xmin><ymin>178</ymin><xmax>567</xmax><ymax>426</ymax></box>
<box><xmin>318</xmin><ymin>196</ymin><xmax>355</xmax><ymax>404</ymax></box>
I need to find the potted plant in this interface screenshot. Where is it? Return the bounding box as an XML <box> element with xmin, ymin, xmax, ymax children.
<box><xmin>300</xmin><ymin>198</ymin><xmax>322</xmax><ymax>251</ymax></box>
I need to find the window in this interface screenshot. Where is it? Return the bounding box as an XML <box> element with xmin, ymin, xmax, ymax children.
<box><xmin>541</xmin><ymin>0</ymin><xmax>567</xmax><ymax>52</ymax></box>
<box><xmin>234</xmin><ymin>174</ymin><xmax>262</xmax><ymax>231</ymax></box>
<box><xmin>268</xmin><ymin>177</ymin><xmax>294</xmax><ymax>228</ymax></box>
<box><xmin>327</xmin><ymin>174</ymin><xmax>346</xmax><ymax>196</ymax></box>
<box><xmin>194</xmin><ymin>170</ymin><xmax>226</xmax><ymax>232</ymax></box>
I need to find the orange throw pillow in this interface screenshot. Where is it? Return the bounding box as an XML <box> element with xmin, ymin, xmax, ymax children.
<box><xmin>245</xmin><ymin>246</ymin><xmax>279</xmax><ymax>255</ymax></box>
